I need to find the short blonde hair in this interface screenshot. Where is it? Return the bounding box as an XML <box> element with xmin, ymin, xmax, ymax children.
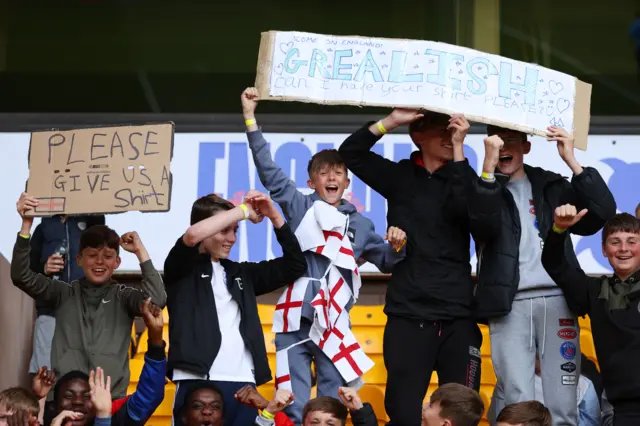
<box><xmin>0</xmin><ymin>387</ymin><xmax>39</xmax><ymax>416</ymax></box>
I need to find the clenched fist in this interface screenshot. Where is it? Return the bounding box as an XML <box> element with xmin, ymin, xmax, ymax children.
<box><xmin>482</xmin><ymin>135</ymin><xmax>505</xmax><ymax>173</ymax></box>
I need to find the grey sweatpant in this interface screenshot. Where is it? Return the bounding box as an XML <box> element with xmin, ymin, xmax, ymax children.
<box><xmin>489</xmin><ymin>296</ymin><xmax>580</xmax><ymax>426</ymax></box>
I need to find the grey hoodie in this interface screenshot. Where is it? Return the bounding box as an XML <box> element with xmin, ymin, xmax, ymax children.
<box><xmin>247</xmin><ymin>129</ymin><xmax>405</xmax><ymax>321</ymax></box>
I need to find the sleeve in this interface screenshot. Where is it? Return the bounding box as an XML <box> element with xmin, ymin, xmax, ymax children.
<box><xmin>163</xmin><ymin>236</ymin><xmax>200</xmax><ymax>285</ymax></box>
<box><xmin>29</xmin><ymin>224</ymin><xmax>45</xmax><ymax>275</ymax></box>
<box><xmin>10</xmin><ymin>234</ymin><xmax>72</xmax><ymax>310</ymax></box>
<box><xmin>360</xmin><ymin>224</ymin><xmax>405</xmax><ymax>274</ymax></box>
<box><xmin>541</xmin><ymin>230</ymin><xmax>596</xmax><ymax>316</ymax></box>
<box><xmin>448</xmin><ymin>162</ymin><xmax>504</xmax><ymax>242</ymax></box>
<box><xmin>350</xmin><ymin>403</ymin><xmax>378</xmax><ymax>426</ymax></box>
<box><xmin>338</xmin><ymin>123</ymin><xmax>404</xmax><ymax>199</ymax></box>
<box><xmin>246</xmin><ymin>223</ymin><xmax>307</xmax><ymax>296</ymax></box>
<box><xmin>94</xmin><ymin>416</ymin><xmax>111</xmax><ymax>426</ymax></box>
<box><xmin>247</xmin><ymin>130</ymin><xmax>313</xmax><ymax>225</ymax></box>
<box><xmin>255</xmin><ymin>415</ymin><xmax>275</xmax><ymax>426</ymax></box>
<box><xmin>577</xmin><ymin>380</ymin><xmax>602</xmax><ymax>426</ymax></box>
<box><xmin>562</xmin><ymin>167</ymin><xmax>617</xmax><ymax>236</ymax></box>
<box><xmin>123</xmin><ymin>341</ymin><xmax>167</xmax><ymax>424</ymax></box>
<box><xmin>120</xmin><ymin>261</ymin><xmax>166</xmax><ymax>316</ymax></box>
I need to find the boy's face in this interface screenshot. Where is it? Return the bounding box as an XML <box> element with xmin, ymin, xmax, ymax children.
<box><xmin>603</xmin><ymin>231</ymin><xmax>640</xmax><ymax>278</ymax></box>
<box><xmin>56</xmin><ymin>379</ymin><xmax>94</xmax><ymax>426</ymax></box>
<box><xmin>181</xmin><ymin>389</ymin><xmax>223</xmax><ymax>426</ymax></box>
<box><xmin>307</xmin><ymin>164</ymin><xmax>350</xmax><ymax>207</ymax></box>
<box><xmin>493</xmin><ymin>131</ymin><xmax>530</xmax><ymax>176</ymax></box>
<box><xmin>421</xmin><ymin>401</ymin><xmax>450</xmax><ymax>426</ymax></box>
<box><xmin>0</xmin><ymin>403</ymin><xmax>10</xmax><ymax>426</ymax></box>
<box><xmin>303</xmin><ymin>410</ymin><xmax>343</xmax><ymax>426</ymax></box>
<box><xmin>77</xmin><ymin>246</ymin><xmax>120</xmax><ymax>285</ymax></box>
<box><xmin>201</xmin><ymin>220</ymin><xmax>238</xmax><ymax>261</ymax></box>
<box><xmin>411</xmin><ymin>125</ymin><xmax>454</xmax><ymax>163</ymax></box>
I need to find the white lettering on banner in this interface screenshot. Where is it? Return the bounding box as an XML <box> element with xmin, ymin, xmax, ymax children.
<box><xmin>257</xmin><ymin>31</ymin><xmax>591</xmax><ymax>147</ymax></box>
<box><xmin>0</xmin><ymin>132</ymin><xmax>637</xmax><ymax>274</ymax></box>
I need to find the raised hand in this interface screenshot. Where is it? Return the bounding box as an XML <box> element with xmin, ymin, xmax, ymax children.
<box><xmin>546</xmin><ymin>126</ymin><xmax>574</xmax><ymax>161</ymax></box>
<box><xmin>119</xmin><ymin>231</ymin><xmax>143</xmax><ymax>254</ymax></box>
<box><xmin>140</xmin><ymin>298</ymin><xmax>164</xmax><ymax>345</ymax></box>
<box><xmin>448</xmin><ymin>114</ymin><xmax>470</xmax><ymax>146</ymax></box>
<box><xmin>482</xmin><ymin>135</ymin><xmax>505</xmax><ymax>174</ymax></box>
<box><xmin>234</xmin><ymin>385</ymin><xmax>269</xmax><ymax>410</ymax></box>
<box><xmin>554</xmin><ymin>204</ymin><xmax>588</xmax><ymax>231</ymax></box>
<box><xmin>241</xmin><ymin>87</ymin><xmax>260</xmax><ymax>118</ymax></box>
<box><xmin>388</xmin><ymin>108</ymin><xmax>424</xmax><ymax>126</ymax></box>
<box><xmin>385</xmin><ymin>226</ymin><xmax>407</xmax><ymax>252</ymax></box>
<box><xmin>16</xmin><ymin>192</ymin><xmax>38</xmax><ymax>218</ymax></box>
<box><xmin>50</xmin><ymin>410</ymin><xmax>84</xmax><ymax>426</ymax></box>
<box><xmin>244</xmin><ymin>190</ymin><xmax>284</xmax><ymax>228</ymax></box>
<box><xmin>89</xmin><ymin>368</ymin><xmax>112</xmax><ymax>418</ymax></box>
<box><xmin>338</xmin><ymin>387</ymin><xmax>364</xmax><ymax>411</ymax></box>
<box><xmin>32</xmin><ymin>366</ymin><xmax>57</xmax><ymax>399</ymax></box>
<box><xmin>45</xmin><ymin>254</ymin><xmax>65</xmax><ymax>276</ymax></box>
<box><xmin>265</xmin><ymin>389</ymin><xmax>294</xmax><ymax>414</ymax></box>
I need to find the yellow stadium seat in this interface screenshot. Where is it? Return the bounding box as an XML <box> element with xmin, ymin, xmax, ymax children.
<box><xmin>349</xmin><ymin>306</ymin><xmax>387</xmax><ymax>327</ymax></box>
<box><xmin>258</xmin><ymin>304</ymin><xmax>275</xmax><ymax>325</ymax></box>
<box><xmin>151</xmin><ymin>384</ymin><xmax>176</xmax><ymax>417</ymax></box>
<box><xmin>578</xmin><ymin>315</ymin><xmax>591</xmax><ymax>332</ymax></box>
<box><xmin>353</xmin><ymin>326</ymin><xmax>384</xmax><ymax>355</ymax></box>
<box><xmin>162</xmin><ymin>308</ymin><xmax>169</xmax><ymax>323</ymax></box>
<box><xmin>481</xmin><ymin>358</ymin><xmax>497</xmax><ymax>386</ymax></box>
<box><xmin>135</xmin><ymin>327</ymin><xmax>170</xmax><ymax>359</ymax></box>
<box><xmin>145</xmin><ymin>417</ymin><xmax>172</xmax><ymax>426</ymax></box>
<box><xmin>580</xmin><ymin>329</ymin><xmax>598</xmax><ymax>367</ymax></box>
<box><xmin>129</xmin><ymin>358</ymin><xmax>144</xmax><ymax>383</ymax></box>
<box><xmin>359</xmin><ymin>384</ymin><xmax>389</xmax><ymax>422</ymax></box>
<box><xmin>363</xmin><ymin>355</ymin><xmax>387</xmax><ymax>385</ymax></box>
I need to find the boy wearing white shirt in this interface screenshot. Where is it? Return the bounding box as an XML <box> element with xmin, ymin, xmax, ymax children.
<box><xmin>164</xmin><ymin>191</ymin><xmax>306</xmax><ymax>426</ymax></box>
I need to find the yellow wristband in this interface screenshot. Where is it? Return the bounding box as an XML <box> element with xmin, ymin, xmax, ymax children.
<box><xmin>376</xmin><ymin>121</ymin><xmax>387</xmax><ymax>134</ymax></box>
<box><xmin>245</xmin><ymin>118</ymin><xmax>256</xmax><ymax>126</ymax></box>
<box><xmin>552</xmin><ymin>224</ymin><xmax>567</xmax><ymax>234</ymax></box>
<box><xmin>262</xmin><ymin>410</ymin><xmax>274</xmax><ymax>420</ymax></box>
<box><xmin>19</xmin><ymin>233</ymin><xmax>30</xmax><ymax>239</ymax></box>
<box><xmin>481</xmin><ymin>172</ymin><xmax>495</xmax><ymax>181</ymax></box>
<box><xmin>238</xmin><ymin>203</ymin><xmax>249</xmax><ymax>220</ymax></box>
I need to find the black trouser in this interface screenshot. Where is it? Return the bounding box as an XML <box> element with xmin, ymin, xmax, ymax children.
<box><xmin>383</xmin><ymin>315</ymin><xmax>482</xmax><ymax>426</ymax></box>
<box><xmin>613</xmin><ymin>401</ymin><xmax>640</xmax><ymax>426</ymax></box>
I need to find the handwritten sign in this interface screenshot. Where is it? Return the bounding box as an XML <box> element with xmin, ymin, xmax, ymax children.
<box><xmin>255</xmin><ymin>31</ymin><xmax>591</xmax><ymax>150</ymax></box>
<box><xmin>26</xmin><ymin>123</ymin><xmax>174</xmax><ymax>216</ymax></box>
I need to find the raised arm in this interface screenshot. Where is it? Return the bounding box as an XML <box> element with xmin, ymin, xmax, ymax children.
<box><xmin>465</xmin><ymin>135</ymin><xmax>506</xmax><ymax>243</ymax></box>
<box><xmin>117</xmin><ymin>299</ymin><xmax>166</xmax><ymax>424</ymax></box>
<box><xmin>11</xmin><ymin>193</ymin><xmax>72</xmax><ymax>309</ymax></box>
<box><xmin>361</xmin><ymin>225</ymin><xmax>406</xmax><ymax>274</ymax></box>
<box><xmin>242</xmin><ymin>87</ymin><xmax>312</xmax><ymax>224</ymax></box>
<box><xmin>338</xmin><ymin>109</ymin><xmax>423</xmax><ymax>199</ymax></box>
<box><xmin>242</xmin><ymin>192</ymin><xmax>306</xmax><ymax>296</ymax></box>
<box><xmin>541</xmin><ymin>204</ymin><xmax>596</xmax><ymax>316</ymax></box>
<box><xmin>547</xmin><ymin>126</ymin><xmax>616</xmax><ymax>236</ymax></box>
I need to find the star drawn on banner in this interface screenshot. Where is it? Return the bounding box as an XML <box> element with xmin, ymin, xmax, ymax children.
<box><xmin>458</xmin><ymin>69</ymin><xmax>463</xmax><ymax>74</ymax></box>
<box><xmin>414</xmin><ymin>51</ymin><xmax>420</xmax><ymax>56</ymax></box>
<box><xmin>356</xmin><ymin>50</ymin><xmax>361</xmax><ymax>54</ymax></box>
<box><xmin>543</xmin><ymin>91</ymin><xmax>549</xmax><ymax>96</ymax></box>
<box><xmin>414</xmin><ymin>64</ymin><xmax>420</xmax><ymax>69</ymax></box>
<box><xmin>429</xmin><ymin>59</ymin><xmax>435</xmax><ymax>64</ymax></box>
<box><xmin>539</xmin><ymin>100</ymin><xmax>544</xmax><ymax>104</ymax></box>
<box><xmin>456</xmin><ymin>61</ymin><xmax>461</xmax><ymax>66</ymax></box>
<box><xmin>549</xmin><ymin>100</ymin><xmax>554</xmax><ymax>104</ymax></box>
<box><xmin>327</xmin><ymin>48</ymin><xmax>333</xmax><ymax>52</ymax></box>
<box><xmin>515</xmin><ymin>93</ymin><xmax>520</xmax><ymax>97</ymax></box>
<box><xmin>516</xmin><ymin>76</ymin><xmax>522</xmax><ymax>80</ymax></box>
<box><xmin>380</xmin><ymin>51</ymin><xmax>386</xmax><ymax>55</ymax></box>
<box><xmin>382</xmin><ymin>64</ymin><xmax>389</xmax><ymax>68</ymax></box>
<box><xmin>539</xmin><ymin>79</ymin><xmax>544</xmax><ymax>83</ymax></box>
<box><xmin>354</xmin><ymin>63</ymin><xmax>360</xmax><ymax>67</ymax></box>
<box><xmin>477</xmin><ymin>66</ymin><xmax>483</xmax><ymax>71</ymax></box>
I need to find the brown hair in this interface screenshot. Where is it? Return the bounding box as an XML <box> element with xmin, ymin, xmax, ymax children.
<box><xmin>486</xmin><ymin>124</ymin><xmax>527</xmax><ymax>142</ymax></box>
<box><xmin>302</xmin><ymin>396</ymin><xmax>348</xmax><ymax>426</ymax></box>
<box><xmin>190</xmin><ymin>194</ymin><xmax>235</xmax><ymax>225</ymax></box>
<box><xmin>0</xmin><ymin>387</ymin><xmax>39</xmax><ymax>416</ymax></box>
<box><xmin>496</xmin><ymin>401</ymin><xmax>552</xmax><ymax>426</ymax></box>
<box><xmin>307</xmin><ymin>149</ymin><xmax>347</xmax><ymax>178</ymax></box>
<box><xmin>79</xmin><ymin>225</ymin><xmax>120</xmax><ymax>254</ymax></box>
<box><xmin>602</xmin><ymin>213</ymin><xmax>640</xmax><ymax>245</ymax></box>
<box><xmin>430</xmin><ymin>383</ymin><xmax>484</xmax><ymax>426</ymax></box>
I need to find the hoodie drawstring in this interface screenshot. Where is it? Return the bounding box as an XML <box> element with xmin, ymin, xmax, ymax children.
<box><xmin>541</xmin><ymin>297</ymin><xmax>548</xmax><ymax>358</ymax></box>
<box><xmin>529</xmin><ymin>299</ymin><xmax>534</xmax><ymax>351</ymax></box>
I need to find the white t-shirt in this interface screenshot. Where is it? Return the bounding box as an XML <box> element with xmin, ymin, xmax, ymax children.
<box><xmin>172</xmin><ymin>261</ymin><xmax>255</xmax><ymax>383</ymax></box>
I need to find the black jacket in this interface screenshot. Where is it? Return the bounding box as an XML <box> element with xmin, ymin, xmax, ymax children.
<box><xmin>473</xmin><ymin>165</ymin><xmax>616</xmax><ymax>320</ymax></box>
<box><xmin>542</xmin><ymin>230</ymin><xmax>640</xmax><ymax>408</ymax></box>
<box><xmin>163</xmin><ymin>223</ymin><xmax>306</xmax><ymax>386</ymax></box>
<box><xmin>339</xmin><ymin>123</ymin><xmax>503</xmax><ymax>321</ymax></box>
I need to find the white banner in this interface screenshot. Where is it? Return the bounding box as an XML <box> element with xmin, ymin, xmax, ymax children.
<box><xmin>0</xmin><ymin>131</ymin><xmax>637</xmax><ymax>275</ymax></box>
<box><xmin>257</xmin><ymin>31</ymin><xmax>591</xmax><ymax>148</ymax></box>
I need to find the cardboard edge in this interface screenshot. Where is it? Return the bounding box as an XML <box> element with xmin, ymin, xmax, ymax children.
<box><xmin>255</xmin><ymin>31</ymin><xmax>276</xmax><ymax>99</ymax></box>
<box><xmin>572</xmin><ymin>80</ymin><xmax>592</xmax><ymax>151</ymax></box>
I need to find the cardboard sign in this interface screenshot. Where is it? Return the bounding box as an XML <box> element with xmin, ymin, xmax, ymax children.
<box><xmin>255</xmin><ymin>31</ymin><xmax>592</xmax><ymax>150</ymax></box>
<box><xmin>26</xmin><ymin>123</ymin><xmax>174</xmax><ymax>216</ymax></box>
